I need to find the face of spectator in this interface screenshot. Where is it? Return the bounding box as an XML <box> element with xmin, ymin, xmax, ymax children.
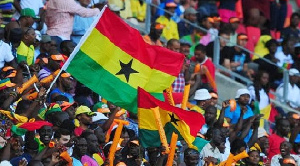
<box><xmin>75</xmin><ymin>138</ymin><xmax>88</xmax><ymax>156</ymax></box>
<box><xmin>129</xmin><ymin>143</ymin><xmax>140</xmax><ymax>157</ymax></box>
<box><xmin>286</xmin><ymin>40</ymin><xmax>296</xmax><ymax>55</ymax></box>
<box><xmin>248</xmin><ymin>151</ymin><xmax>260</xmax><ymax>165</ymax></box>
<box><xmin>120</xmin><ymin>131</ymin><xmax>130</xmax><ymax>147</ymax></box>
<box><xmin>268</xmin><ymin>43</ymin><xmax>277</xmax><ymax>54</ymax></box>
<box><xmin>260</xmin><ymin>72</ymin><xmax>269</xmax><ymax>86</ymax></box>
<box><xmin>168</xmin><ymin>41</ymin><xmax>180</xmax><ymax>53</ymax></box>
<box><xmin>237</xmin><ymin>94</ymin><xmax>250</xmax><ymax>106</ymax></box>
<box><xmin>280</xmin><ymin>141</ymin><xmax>291</xmax><ymax>157</ymax></box>
<box><xmin>39</xmin><ymin>126</ymin><xmax>53</xmax><ymax>145</ymax></box>
<box><xmin>220</xmin><ymin>34</ymin><xmax>230</xmax><ymax>47</ymax></box>
<box><xmin>204</xmin><ymin>107</ymin><xmax>217</xmax><ymax>124</ymax></box>
<box><xmin>41</xmin><ymin>41</ymin><xmax>51</xmax><ymax>52</ymax></box>
<box><xmin>257</xmin><ymin>136</ymin><xmax>269</xmax><ymax>155</ymax></box>
<box><xmin>166</xmin><ymin>7</ymin><xmax>176</xmax><ymax>17</ymax></box>
<box><xmin>187</xmin><ymin>14</ymin><xmax>197</xmax><ymax>23</ymax></box>
<box><xmin>237</xmin><ymin>39</ymin><xmax>247</xmax><ymax>47</ymax></box>
<box><xmin>291</xmin><ymin>15</ymin><xmax>300</xmax><ymax>27</ymax></box>
<box><xmin>65</xmin><ymin>106</ymin><xmax>75</xmax><ymax>120</ymax></box>
<box><xmin>184</xmin><ymin>150</ymin><xmax>199</xmax><ymax>166</ymax></box>
<box><xmin>231</xmin><ymin>22</ymin><xmax>239</xmax><ymax>31</ymax></box>
<box><xmin>78</xmin><ymin>113</ymin><xmax>93</xmax><ymax>125</ymax></box>
<box><xmin>50</xmin><ymin>40</ymin><xmax>58</xmax><ymax>53</ymax></box>
<box><xmin>63</xmin><ymin>42</ymin><xmax>76</xmax><ymax>56</ymax></box>
<box><xmin>180</xmin><ymin>45</ymin><xmax>190</xmax><ymax>55</ymax></box>
<box><xmin>202</xmin><ymin>19</ymin><xmax>212</xmax><ymax>29</ymax></box>
<box><xmin>25</xmin><ymin>16</ymin><xmax>35</xmax><ymax>27</ymax></box>
<box><xmin>194</xmin><ymin>50</ymin><xmax>206</xmax><ymax>62</ymax></box>
<box><xmin>86</xmin><ymin>134</ymin><xmax>100</xmax><ymax>154</ymax></box>
<box><xmin>290</xmin><ymin>75</ymin><xmax>299</xmax><ymax>85</ymax></box>
<box><xmin>61</xmin><ymin>76</ymin><xmax>73</xmax><ymax>91</ymax></box>
<box><xmin>217</xmin><ymin>141</ymin><xmax>226</xmax><ymax>153</ymax></box>
<box><xmin>58</xmin><ymin>134</ymin><xmax>71</xmax><ymax>145</ymax></box>
<box><xmin>25</xmin><ymin>29</ymin><xmax>36</xmax><ymax>45</ymax></box>
<box><xmin>197</xmin><ymin>99</ymin><xmax>212</xmax><ymax>110</ymax></box>
<box><xmin>278</xmin><ymin>120</ymin><xmax>290</xmax><ymax>137</ymax></box>
<box><xmin>51</xmin><ymin>112</ymin><xmax>69</xmax><ymax>127</ymax></box>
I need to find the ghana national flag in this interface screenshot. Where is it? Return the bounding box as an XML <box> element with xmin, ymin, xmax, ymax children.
<box><xmin>63</xmin><ymin>6</ymin><xmax>184</xmax><ymax>113</ymax></box>
<box><xmin>138</xmin><ymin>88</ymin><xmax>209</xmax><ymax>151</ymax></box>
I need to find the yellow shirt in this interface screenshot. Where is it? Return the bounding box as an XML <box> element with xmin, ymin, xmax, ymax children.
<box><xmin>17</xmin><ymin>41</ymin><xmax>34</xmax><ymax>65</ymax></box>
<box><xmin>156</xmin><ymin>16</ymin><xmax>179</xmax><ymax>41</ymax></box>
<box><xmin>131</xmin><ymin>0</ymin><xmax>146</xmax><ymax>21</ymax></box>
<box><xmin>252</xmin><ymin>35</ymin><xmax>272</xmax><ymax>60</ymax></box>
<box><xmin>108</xmin><ymin>0</ymin><xmax>132</xmax><ymax>19</ymax></box>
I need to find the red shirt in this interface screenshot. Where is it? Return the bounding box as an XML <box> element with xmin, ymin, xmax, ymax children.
<box><xmin>268</xmin><ymin>133</ymin><xmax>286</xmax><ymax>159</ymax></box>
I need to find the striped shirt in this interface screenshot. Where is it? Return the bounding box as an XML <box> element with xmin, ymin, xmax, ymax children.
<box><xmin>45</xmin><ymin>0</ymin><xmax>100</xmax><ymax>40</ymax></box>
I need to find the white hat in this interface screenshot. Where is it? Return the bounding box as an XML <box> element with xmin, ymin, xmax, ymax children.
<box><xmin>92</xmin><ymin>112</ymin><xmax>108</xmax><ymax>122</ymax></box>
<box><xmin>194</xmin><ymin>89</ymin><xmax>212</xmax><ymax>101</ymax></box>
<box><xmin>235</xmin><ymin>88</ymin><xmax>250</xmax><ymax>98</ymax></box>
<box><xmin>257</xmin><ymin>127</ymin><xmax>269</xmax><ymax>138</ymax></box>
<box><xmin>289</xmin><ymin>68</ymin><xmax>300</xmax><ymax>76</ymax></box>
<box><xmin>109</xmin><ymin>4</ymin><xmax>121</xmax><ymax>12</ymax></box>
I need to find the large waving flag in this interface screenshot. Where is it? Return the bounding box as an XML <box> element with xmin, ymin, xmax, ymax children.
<box><xmin>62</xmin><ymin>6</ymin><xmax>184</xmax><ymax>113</ymax></box>
<box><xmin>138</xmin><ymin>88</ymin><xmax>209</xmax><ymax>151</ymax></box>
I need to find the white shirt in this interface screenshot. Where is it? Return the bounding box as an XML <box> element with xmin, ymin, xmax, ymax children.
<box><xmin>0</xmin><ymin>41</ymin><xmax>14</xmax><ymax>69</ymax></box>
<box><xmin>276</xmin><ymin>83</ymin><xmax>300</xmax><ymax>108</ymax></box>
<box><xmin>248</xmin><ymin>85</ymin><xmax>270</xmax><ymax>110</ymax></box>
<box><xmin>198</xmin><ymin>143</ymin><xmax>222</xmax><ymax>166</ymax></box>
<box><xmin>275</xmin><ymin>51</ymin><xmax>294</xmax><ymax>67</ymax></box>
<box><xmin>271</xmin><ymin>154</ymin><xmax>300</xmax><ymax>166</ymax></box>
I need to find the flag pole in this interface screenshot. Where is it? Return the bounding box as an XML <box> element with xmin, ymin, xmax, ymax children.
<box><xmin>181</xmin><ymin>84</ymin><xmax>190</xmax><ymax>109</ymax></box>
<box><xmin>46</xmin><ymin>5</ymin><xmax>108</xmax><ymax>95</ymax></box>
<box><xmin>151</xmin><ymin>107</ymin><xmax>170</xmax><ymax>154</ymax></box>
<box><xmin>166</xmin><ymin>132</ymin><xmax>178</xmax><ymax>166</ymax></box>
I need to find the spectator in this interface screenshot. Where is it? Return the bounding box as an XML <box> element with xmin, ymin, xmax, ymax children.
<box><xmin>281</xmin><ymin>12</ymin><xmax>300</xmax><ymax>40</ymax></box>
<box><xmin>276</xmin><ymin>68</ymin><xmax>300</xmax><ymax>109</ymax></box>
<box><xmin>248</xmin><ymin>71</ymin><xmax>270</xmax><ymax>110</ymax></box>
<box><xmin>181</xmin><ymin>28</ymin><xmax>201</xmax><ymax>55</ymax></box>
<box><xmin>268</xmin><ymin>118</ymin><xmax>290</xmax><ymax>159</ymax></box>
<box><xmin>192</xmin><ymin>89</ymin><xmax>213</xmax><ymax>113</ymax></box>
<box><xmin>156</xmin><ymin>1</ymin><xmax>179</xmax><ymax>41</ymax></box>
<box><xmin>0</xmin><ymin>28</ymin><xmax>16</xmax><ymax>69</ymax></box>
<box><xmin>228</xmin><ymin>34</ymin><xmax>251</xmax><ymax>77</ymax></box>
<box><xmin>256</xmin><ymin>128</ymin><xmax>270</xmax><ymax>161</ymax></box>
<box><xmin>177</xmin><ymin>7</ymin><xmax>197</xmax><ymax>38</ymax></box>
<box><xmin>227</xmin><ymin>17</ymin><xmax>240</xmax><ymax>47</ymax></box>
<box><xmin>183</xmin><ymin>148</ymin><xmax>200</xmax><ymax>166</ymax></box>
<box><xmin>143</xmin><ymin>22</ymin><xmax>163</xmax><ymax>46</ymax></box>
<box><xmin>275</xmin><ymin>38</ymin><xmax>295</xmax><ymax>68</ymax></box>
<box><xmin>199</xmin><ymin>16</ymin><xmax>214</xmax><ymax>46</ymax></box>
<box><xmin>45</xmin><ymin>0</ymin><xmax>100</xmax><ymax>45</ymax></box>
<box><xmin>196</xmin><ymin>0</ymin><xmax>218</xmax><ymax>22</ymax></box>
<box><xmin>48</xmin><ymin>72</ymin><xmax>74</xmax><ymax>103</ymax></box>
<box><xmin>190</xmin><ymin>44</ymin><xmax>216</xmax><ymax>90</ymax></box>
<box><xmin>74</xmin><ymin>106</ymin><xmax>96</xmax><ymax>136</ymax></box>
<box><xmin>16</xmin><ymin>27</ymin><xmax>36</xmax><ymax>65</ymax></box>
<box><xmin>81</xmin><ymin>130</ymin><xmax>102</xmax><ymax>166</ymax></box>
<box><xmin>72</xmin><ymin>137</ymin><xmax>87</xmax><ymax>165</ymax></box>
<box><xmin>179</xmin><ymin>39</ymin><xmax>192</xmax><ymax>58</ymax></box>
<box><xmin>39</xmin><ymin>35</ymin><xmax>52</xmax><ymax>57</ymax></box>
<box><xmin>218</xmin><ymin>0</ymin><xmax>237</xmax><ymax>23</ymax></box>
<box><xmin>254</xmin><ymin>39</ymin><xmax>282</xmax><ymax>88</ymax></box>
<box><xmin>271</xmin><ymin>141</ymin><xmax>300</xmax><ymax>166</ymax></box>
<box><xmin>225</xmin><ymin>88</ymin><xmax>254</xmax><ymax>124</ymax></box>
<box><xmin>131</xmin><ymin>0</ymin><xmax>146</xmax><ymax>22</ymax></box>
<box><xmin>71</xmin><ymin>0</ymin><xmax>97</xmax><ymax>44</ymax></box>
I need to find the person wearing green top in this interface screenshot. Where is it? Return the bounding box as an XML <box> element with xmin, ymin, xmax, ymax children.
<box><xmin>17</xmin><ymin>27</ymin><xmax>36</xmax><ymax>65</ymax></box>
<box><xmin>181</xmin><ymin>28</ymin><xmax>201</xmax><ymax>56</ymax></box>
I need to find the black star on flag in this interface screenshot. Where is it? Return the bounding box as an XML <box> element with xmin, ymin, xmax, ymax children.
<box><xmin>115</xmin><ymin>59</ymin><xmax>139</xmax><ymax>82</ymax></box>
<box><xmin>168</xmin><ymin>113</ymin><xmax>180</xmax><ymax>126</ymax></box>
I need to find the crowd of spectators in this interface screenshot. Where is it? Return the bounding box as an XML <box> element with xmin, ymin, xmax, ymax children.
<box><xmin>1</xmin><ymin>0</ymin><xmax>300</xmax><ymax>165</ymax></box>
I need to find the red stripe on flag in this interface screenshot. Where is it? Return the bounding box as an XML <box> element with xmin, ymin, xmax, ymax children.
<box><xmin>95</xmin><ymin>9</ymin><xmax>185</xmax><ymax>77</ymax></box>
<box><xmin>138</xmin><ymin>87</ymin><xmax>205</xmax><ymax>136</ymax></box>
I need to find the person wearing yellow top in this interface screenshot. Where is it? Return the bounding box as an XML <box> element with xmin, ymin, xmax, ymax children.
<box><xmin>252</xmin><ymin>35</ymin><xmax>272</xmax><ymax>60</ymax></box>
<box><xmin>130</xmin><ymin>0</ymin><xmax>146</xmax><ymax>22</ymax></box>
<box><xmin>17</xmin><ymin>27</ymin><xmax>35</xmax><ymax>65</ymax></box>
<box><xmin>155</xmin><ymin>2</ymin><xmax>179</xmax><ymax>41</ymax></box>
<box><xmin>108</xmin><ymin>0</ymin><xmax>132</xmax><ymax>19</ymax></box>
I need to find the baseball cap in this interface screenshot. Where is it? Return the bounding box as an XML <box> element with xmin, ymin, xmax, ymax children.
<box><xmin>289</xmin><ymin>68</ymin><xmax>300</xmax><ymax>76</ymax></box>
<box><xmin>130</xmin><ymin>140</ymin><xmax>139</xmax><ymax>146</ymax></box>
<box><xmin>235</xmin><ymin>89</ymin><xmax>250</xmax><ymax>98</ymax></box>
<box><xmin>20</xmin><ymin>8</ymin><xmax>40</xmax><ymax>19</ymax></box>
<box><xmin>237</xmin><ymin>34</ymin><xmax>248</xmax><ymax>40</ymax></box>
<box><xmin>166</xmin><ymin>1</ymin><xmax>177</xmax><ymax>8</ymax></box>
<box><xmin>154</xmin><ymin>23</ymin><xmax>165</xmax><ymax>30</ymax></box>
<box><xmin>184</xmin><ymin>8</ymin><xmax>197</xmax><ymax>15</ymax></box>
<box><xmin>92</xmin><ymin>112</ymin><xmax>108</xmax><ymax>122</ymax></box>
<box><xmin>51</xmin><ymin>54</ymin><xmax>65</xmax><ymax>61</ymax></box>
<box><xmin>41</xmin><ymin>35</ymin><xmax>51</xmax><ymax>43</ymax></box>
<box><xmin>194</xmin><ymin>89</ymin><xmax>212</xmax><ymax>101</ymax></box>
<box><xmin>75</xmin><ymin>105</ymin><xmax>96</xmax><ymax>117</ymax></box>
<box><xmin>2</xmin><ymin>66</ymin><xmax>16</xmax><ymax>78</ymax></box>
<box><xmin>60</xmin><ymin>101</ymin><xmax>78</xmax><ymax>111</ymax></box>
<box><xmin>229</xmin><ymin>17</ymin><xmax>240</xmax><ymax>23</ymax></box>
<box><xmin>257</xmin><ymin>127</ymin><xmax>269</xmax><ymax>138</ymax></box>
<box><xmin>93</xmin><ymin>102</ymin><xmax>111</xmax><ymax>113</ymax></box>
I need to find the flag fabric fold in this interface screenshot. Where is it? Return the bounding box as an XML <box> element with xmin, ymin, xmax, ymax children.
<box><xmin>63</xmin><ymin>6</ymin><xmax>185</xmax><ymax>113</ymax></box>
<box><xmin>138</xmin><ymin>87</ymin><xmax>208</xmax><ymax>151</ymax></box>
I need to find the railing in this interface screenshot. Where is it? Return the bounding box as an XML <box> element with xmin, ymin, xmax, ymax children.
<box><xmin>139</xmin><ymin>0</ymin><xmax>297</xmax><ymax>110</ymax></box>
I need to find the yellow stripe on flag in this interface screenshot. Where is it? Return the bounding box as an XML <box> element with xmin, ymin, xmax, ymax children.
<box><xmin>80</xmin><ymin>29</ymin><xmax>176</xmax><ymax>92</ymax></box>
